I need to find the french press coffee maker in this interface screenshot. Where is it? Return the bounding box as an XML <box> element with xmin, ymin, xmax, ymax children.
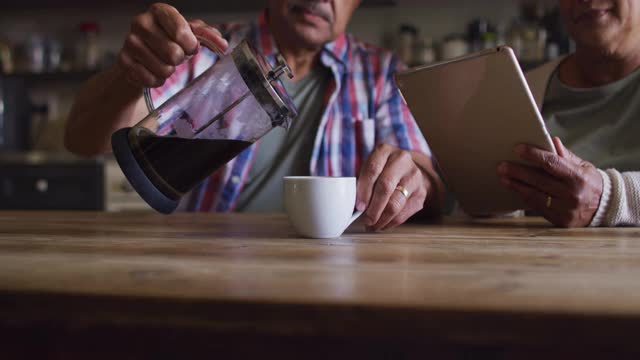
<box><xmin>111</xmin><ymin>39</ymin><xmax>297</xmax><ymax>214</ymax></box>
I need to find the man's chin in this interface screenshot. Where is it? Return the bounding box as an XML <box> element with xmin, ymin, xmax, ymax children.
<box><xmin>291</xmin><ymin>26</ymin><xmax>334</xmax><ymax>49</ymax></box>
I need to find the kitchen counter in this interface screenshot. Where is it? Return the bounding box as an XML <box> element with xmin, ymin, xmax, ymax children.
<box><xmin>1</xmin><ymin>211</ymin><xmax>639</xmax><ymax>358</ymax></box>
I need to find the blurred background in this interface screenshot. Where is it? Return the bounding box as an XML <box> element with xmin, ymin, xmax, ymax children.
<box><xmin>0</xmin><ymin>0</ymin><xmax>569</xmax><ymax>212</ymax></box>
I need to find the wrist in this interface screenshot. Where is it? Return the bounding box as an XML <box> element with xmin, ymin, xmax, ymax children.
<box><xmin>589</xmin><ymin>169</ymin><xmax>612</xmax><ymax>227</ymax></box>
<box><xmin>422</xmin><ymin>167</ymin><xmax>444</xmax><ymax>216</ymax></box>
<box><xmin>109</xmin><ymin>62</ymin><xmax>145</xmax><ymax>95</ymax></box>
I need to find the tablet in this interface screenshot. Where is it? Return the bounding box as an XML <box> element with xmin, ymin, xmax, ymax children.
<box><xmin>395</xmin><ymin>46</ymin><xmax>556</xmax><ymax>215</ymax></box>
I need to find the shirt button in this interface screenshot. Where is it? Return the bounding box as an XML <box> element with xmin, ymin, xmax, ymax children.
<box><xmin>231</xmin><ymin>175</ymin><xmax>241</xmax><ymax>184</ymax></box>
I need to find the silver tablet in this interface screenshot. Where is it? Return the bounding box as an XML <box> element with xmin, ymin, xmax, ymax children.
<box><xmin>395</xmin><ymin>46</ymin><xmax>556</xmax><ymax>215</ymax></box>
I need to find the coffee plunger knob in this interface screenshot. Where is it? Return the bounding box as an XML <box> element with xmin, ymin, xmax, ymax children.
<box><xmin>268</xmin><ymin>54</ymin><xmax>294</xmax><ymax>81</ymax></box>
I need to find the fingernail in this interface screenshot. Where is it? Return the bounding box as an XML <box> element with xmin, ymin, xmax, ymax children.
<box><xmin>497</xmin><ymin>162</ymin><xmax>508</xmax><ymax>174</ymax></box>
<box><xmin>356</xmin><ymin>201</ymin><xmax>366</xmax><ymax>211</ymax></box>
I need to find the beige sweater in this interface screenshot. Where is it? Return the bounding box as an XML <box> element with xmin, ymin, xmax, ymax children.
<box><xmin>526</xmin><ymin>61</ymin><xmax>640</xmax><ymax>226</ymax></box>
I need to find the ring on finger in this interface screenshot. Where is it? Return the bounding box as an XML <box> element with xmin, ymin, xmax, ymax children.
<box><xmin>395</xmin><ymin>185</ymin><xmax>410</xmax><ymax>199</ymax></box>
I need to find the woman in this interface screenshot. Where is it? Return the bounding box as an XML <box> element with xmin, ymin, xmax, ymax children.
<box><xmin>499</xmin><ymin>0</ymin><xmax>640</xmax><ymax>227</ymax></box>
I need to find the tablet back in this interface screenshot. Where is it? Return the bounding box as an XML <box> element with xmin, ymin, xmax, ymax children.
<box><xmin>395</xmin><ymin>46</ymin><xmax>555</xmax><ymax>215</ymax></box>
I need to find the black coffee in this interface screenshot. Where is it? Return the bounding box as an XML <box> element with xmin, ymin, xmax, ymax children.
<box><xmin>131</xmin><ymin>129</ymin><xmax>252</xmax><ymax>200</ymax></box>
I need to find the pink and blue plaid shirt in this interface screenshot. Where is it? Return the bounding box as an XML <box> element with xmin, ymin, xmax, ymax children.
<box><xmin>149</xmin><ymin>11</ymin><xmax>430</xmax><ymax>212</ymax></box>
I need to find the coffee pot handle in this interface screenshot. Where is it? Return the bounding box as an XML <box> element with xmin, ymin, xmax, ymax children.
<box><xmin>194</xmin><ymin>34</ymin><xmax>226</xmax><ymax>58</ymax></box>
<box><xmin>143</xmin><ymin>34</ymin><xmax>228</xmax><ymax>112</ymax></box>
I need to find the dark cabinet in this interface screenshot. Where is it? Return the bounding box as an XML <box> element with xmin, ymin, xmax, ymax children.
<box><xmin>0</xmin><ymin>77</ymin><xmax>31</xmax><ymax>152</ymax></box>
<box><xmin>0</xmin><ymin>159</ymin><xmax>104</xmax><ymax>211</ymax></box>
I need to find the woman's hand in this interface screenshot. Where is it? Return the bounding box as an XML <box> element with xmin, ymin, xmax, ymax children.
<box><xmin>498</xmin><ymin>136</ymin><xmax>603</xmax><ymax>227</ymax></box>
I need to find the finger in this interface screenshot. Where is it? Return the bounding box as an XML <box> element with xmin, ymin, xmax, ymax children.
<box><xmin>371</xmin><ymin>181</ymin><xmax>410</xmax><ymax>230</ymax></box>
<box><xmin>149</xmin><ymin>3</ymin><xmax>199</xmax><ymax>55</ymax></box>
<box><xmin>190</xmin><ymin>22</ymin><xmax>229</xmax><ymax>53</ymax></box>
<box><xmin>497</xmin><ymin>161</ymin><xmax>567</xmax><ymax>198</ymax></box>
<box><xmin>553</xmin><ymin>136</ymin><xmax>589</xmax><ymax>167</ymax></box>
<box><xmin>553</xmin><ymin>136</ymin><xmax>569</xmax><ymax>158</ymax></box>
<box><xmin>356</xmin><ymin>144</ymin><xmax>393</xmax><ymax>211</ymax></box>
<box><xmin>131</xmin><ymin>17</ymin><xmax>188</xmax><ymax>66</ymax></box>
<box><xmin>123</xmin><ymin>33</ymin><xmax>175</xmax><ymax>80</ymax></box>
<box><xmin>118</xmin><ymin>51</ymin><xmax>164</xmax><ymax>88</ymax></box>
<box><xmin>364</xmin><ymin>150</ymin><xmax>413</xmax><ymax>227</ymax></box>
<box><xmin>189</xmin><ymin>19</ymin><xmax>206</xmax><ymax>26</ymax></box>
<box><xmin>382</xmin><ymin>195</ymin><xmax>425</xmax><ymax>231</ymax></box>
<box><xmin>514</xmin><ymin>144</ymin><xmax>577</xmax><ymax>181</ymax></box>
<box><xmin>372</xmin><ymin>165</ymin><xmax>426</xmax><ymax>230</ymax></box>
<box><xmin>553</xmin><ymin>136</ymin><xmax>577</xmax><ymax>161</ymax></box>
<box><xmin>500</xmin><ymin>177</ymin><xmax>563</xmax><ymax>224</ymax></box>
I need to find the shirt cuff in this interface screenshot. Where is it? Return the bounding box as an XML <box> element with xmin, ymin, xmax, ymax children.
<box><xmin>589</xmin><ymin>169</ymin><xmax>612</xmax><ymax>227</ymax></box>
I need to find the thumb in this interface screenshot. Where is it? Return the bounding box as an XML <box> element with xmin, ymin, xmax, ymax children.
<box><xmin>552</xmin><ymin>136</ymin><xmax>581</xmax><ymax>164</ymax></box>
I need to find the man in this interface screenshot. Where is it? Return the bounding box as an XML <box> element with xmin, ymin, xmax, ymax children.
<box><xmin>65</xmin><ymin>1</ymin><xmax>444</xmax><ymax>231</ymax></box>
<box><xmin>499</xmin><ymin>0</ymin><xmax>639</xmax><ymax>227</ymax></box>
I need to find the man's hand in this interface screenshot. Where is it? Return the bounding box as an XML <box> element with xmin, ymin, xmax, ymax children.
<box><xmin>356</xmin><ymin>144</ymin><xmax>434</xmax><ymax>231</ymax></box>
<box><xmin>498</xmin><ymin>136</ymin><xmax>603</xmax><ymax>228</ymax></box>
<box><xmin>118</xmin><ymin>3</ymin><xmax>229</xmax><ymax>88</ymax></box>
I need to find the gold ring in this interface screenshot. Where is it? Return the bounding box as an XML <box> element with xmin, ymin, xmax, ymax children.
<box><xmin>395</xmin><ymin>185</ymin><xmax>410</xmax><ymax>199</ymax></box>
<box><xmin>545</xmin><ymin>195</ymin><xmax>552</xmax><ymax>208</ymax></box>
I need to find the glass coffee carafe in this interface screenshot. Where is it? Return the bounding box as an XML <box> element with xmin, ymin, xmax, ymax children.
<box><xmin>111</xmin><ymin>38</ymin><xmax>297</xmax><ymax>214</ymax></box>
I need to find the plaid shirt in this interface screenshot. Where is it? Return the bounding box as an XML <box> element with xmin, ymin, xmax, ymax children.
<box><xmin>150</xmin><ymin>11</ymin><xmax>430</xmax><ymax>212</ymax></box>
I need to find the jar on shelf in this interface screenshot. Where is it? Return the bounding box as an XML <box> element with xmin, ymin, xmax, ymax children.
<box><xmin>76</xmin><ymin>22</ymin><xmax>101</xmax><ymax>70</ymax></box>
<box><xmin>0</xmin><ymin>38</ymin><xmax>13</xmax><ymax>74</ymax></box>
<box><xmin>412</xmin><ymin>36</ymin><xmax>435</xmax><ymax>66</ymax></box>
<box><xmin>396</xmin><ymin>24</ymin><xmax>418</xmax><ymax>66</ymax></box>
<box><xmin>14</xmin><ymin>35</ymin><xmax>46</xmax><ymax>73</ymax></box>
<box><xmin>440</xmin><ymin>34</ymin><xmax>468</xmax><ymax>60</ymax></box>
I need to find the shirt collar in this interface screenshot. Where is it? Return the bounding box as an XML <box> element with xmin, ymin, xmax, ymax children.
<box><xmin>253</xmin><ymin>10</ymin><xmax>349</xmax><ymax>68</ymax></box>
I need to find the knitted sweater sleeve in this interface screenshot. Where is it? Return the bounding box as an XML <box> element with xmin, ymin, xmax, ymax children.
<box><xmin>590</xmin><ymin>169</ymin><xmax>640</xmax><ymax>227</ymax></box>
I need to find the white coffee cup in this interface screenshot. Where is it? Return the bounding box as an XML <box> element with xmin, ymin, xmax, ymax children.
<box><xmin>284</xmin><ymin>176</ymin><xmax>363</xmax><ymax>239</ymax></box>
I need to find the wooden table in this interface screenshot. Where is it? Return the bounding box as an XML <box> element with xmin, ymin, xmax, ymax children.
<box><xmin>1</xmin><ymin>211</ymin><xmax>640</xmax><ymax>359</ymax></box>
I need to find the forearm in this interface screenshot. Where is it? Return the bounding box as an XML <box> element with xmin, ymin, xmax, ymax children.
<box><xmin>590</xmin><ymin>170</ymin><xmax>640</xmax><ymax>227</ymax></box>
<box><xmin>64</xmin><ymin>64</ymin><xmax>147</xmax><ymax>157</ymax></box>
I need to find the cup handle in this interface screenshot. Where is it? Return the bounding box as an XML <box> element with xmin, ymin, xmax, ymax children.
<box><xmin>346</xmin><ymin>210</ymin><xmax>364</xmax><ymax>228</ymax></box>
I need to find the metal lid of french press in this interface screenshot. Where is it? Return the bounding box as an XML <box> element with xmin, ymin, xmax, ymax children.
<box><xmin>232</xmin><ymin>40</ymin><xmax>298</xmax><ymax>129</ymax></box>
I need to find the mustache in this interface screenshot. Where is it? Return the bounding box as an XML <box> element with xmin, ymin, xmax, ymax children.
<box><xmin>289</xmin><ymin>0</ymin><xmax>334</xmax><ymax>24</ymax></box>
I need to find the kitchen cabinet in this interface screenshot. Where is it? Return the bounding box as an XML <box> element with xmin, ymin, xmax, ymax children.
<box><xmin>0</xmin><ymin>153</ymin><xmax>103</xmax><ymax>210</ymax></box>
<box><xmin>0</xmin><ymin>153</ymin><xmax>154</xmax><ymax>212</ymax></box>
